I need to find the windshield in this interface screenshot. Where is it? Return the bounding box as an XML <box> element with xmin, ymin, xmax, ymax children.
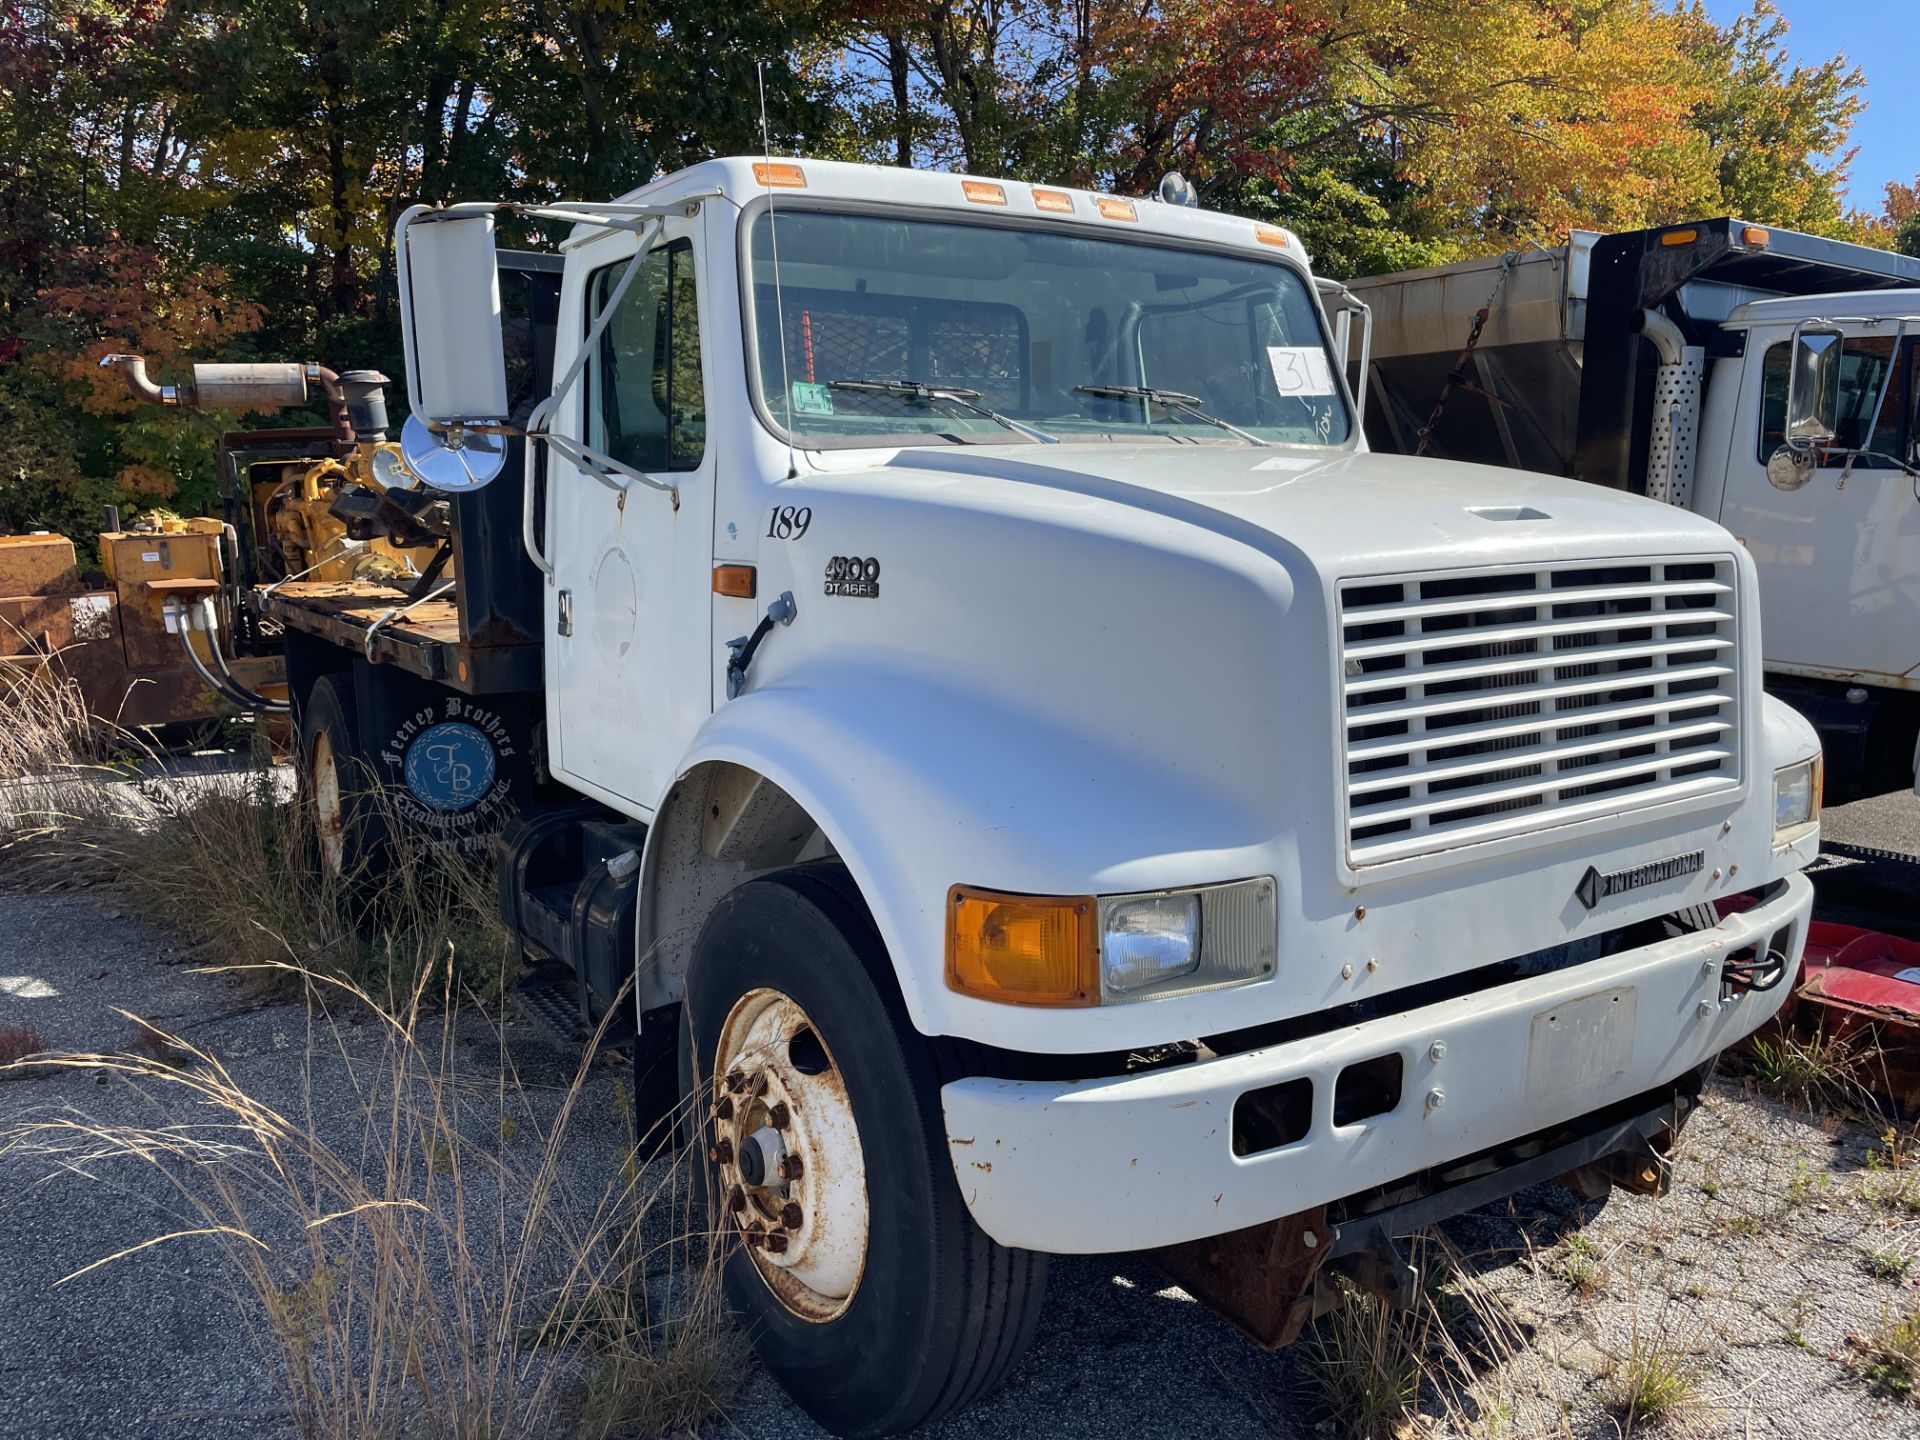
<box><xmin>745</xmin><ymin>208</ymin><xmax>1352</xmax><ymax>448</ymax></box>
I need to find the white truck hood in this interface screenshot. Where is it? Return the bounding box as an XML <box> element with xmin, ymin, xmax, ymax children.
<box><xmin>865</xmin><ymin>444</ymin><xmax>1735</xmax><ymax>574</ymax></box>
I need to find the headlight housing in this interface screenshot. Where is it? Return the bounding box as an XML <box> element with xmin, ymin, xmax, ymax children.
<box><xmin>947</xmin><ymin>878</ymin><xmax>1276</xmax><ymax>1006</ymax></box>
<box><xmin>1772</xmin><ymin>755</ymin><xmax>1822</xmax><ymax>841</ymax></box>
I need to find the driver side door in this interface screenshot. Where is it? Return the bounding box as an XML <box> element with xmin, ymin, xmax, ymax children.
<box><xmin>1719</xmin><ymin>330</ymin><xmax>1920</xmax><ymax>686</ymax></box>
<box><xmin>545</xmin><ymin>218</ymin><xmax>716</xmax><ymax>813</ymax></box>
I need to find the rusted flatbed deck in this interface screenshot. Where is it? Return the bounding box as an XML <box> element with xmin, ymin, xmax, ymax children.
<box><xmin>258</xmin><ymin>580</ymin><xmax>540</xmax><ymax>694</ymax></box>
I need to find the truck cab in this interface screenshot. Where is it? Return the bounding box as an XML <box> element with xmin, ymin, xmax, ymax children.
<box><xmin>1701</xmin><ymin>292</ymin><xmax>1920</xmax><ymax>746</ymax></box>
<box><xmin>162</xmin><ymin>162</ymin><xmax>1829</xmax><ymax>1438</ymax></box>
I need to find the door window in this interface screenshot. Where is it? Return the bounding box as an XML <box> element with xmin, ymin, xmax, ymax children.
<box><xmin>586</xmin><ymin>239</ymin><xmax>705</xmax><ymax>472</ymax></box>
<box><xmin>1757</xmin><ymin>335</ymin><xmax>1906</xmax><ymax>466</ymax></box>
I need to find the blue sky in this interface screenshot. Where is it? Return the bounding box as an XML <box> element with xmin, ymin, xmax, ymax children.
<box><xmin>1701</xmin><ymin>0</ymin><xmax>1918</xmax><ymax>210</ymax></box>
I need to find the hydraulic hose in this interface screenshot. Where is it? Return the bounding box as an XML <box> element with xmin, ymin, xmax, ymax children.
<box><xmin>173</xmin><ymin>600</ymin><xmax>291</xmax><ymax>714</ymax></box>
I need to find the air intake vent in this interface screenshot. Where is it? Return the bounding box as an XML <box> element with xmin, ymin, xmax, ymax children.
<box><xmin>1339</xmin><ymin>557</ymin><xmax>1741</xmax><ymax>866</ymax></box>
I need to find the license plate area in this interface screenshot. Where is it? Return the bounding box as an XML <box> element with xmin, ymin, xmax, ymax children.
<box><xmin>1524</xmin><ymin>986</ymin><xmax>1636</xmax><ymax>1104</ymax></box>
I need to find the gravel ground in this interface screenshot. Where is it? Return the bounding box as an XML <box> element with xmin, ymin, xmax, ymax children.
<box><xmin>2</xmin><ymin>789</ymin><xmax>1918</xmax><ymax>1438</ymax></box>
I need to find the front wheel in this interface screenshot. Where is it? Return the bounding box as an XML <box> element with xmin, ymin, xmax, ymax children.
<box><xmin>683</xmin><ymin>865</ymin><xmax>1048</xmax><ymax>1438</ymax></box>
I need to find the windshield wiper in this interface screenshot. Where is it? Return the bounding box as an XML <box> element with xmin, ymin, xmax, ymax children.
<box><xmin>1074</xmin><ymin>384</ymin><xmax>1270</xmax><ymax>447</ymax></box>
<box><xmin>828</xmin><ymin>379</ymin><xmax>1058</xmax><ymax>445</ymax></box>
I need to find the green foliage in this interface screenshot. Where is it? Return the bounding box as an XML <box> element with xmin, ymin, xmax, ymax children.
<box><xmin>0</xmin><ymin>0</ymin><xmax>1893</xmax><ymax>522</ymax></box>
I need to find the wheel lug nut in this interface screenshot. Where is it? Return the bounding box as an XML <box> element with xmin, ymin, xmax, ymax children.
<box><xmin>777</xmin><ymin>1154</ymin><xmax>804</xmax><ymax>1181</ymax></box>
<box><xmin>750</xmin><ymin>1073</ymin><xmax>770</xmax><ymax>1097</ymax></box>
<box><xmin>711</xmin><ymin>1138</ymin><xmax>733</xmax><ymax>1165</ymax></box>
<box><xmin>725</xmin><ymin>1070</ymin><xmax>746</xmax><ymax>1094</ymax></box>
<box><xmin>768</xmin><ymin>1101</ymin><xmax>790</xmax><ymax>1129</ymax></box>
<box><xmin>765</xmin><ymin>1232</ymin><xmax>790</xmax><ymax>1254</ymax></box>
<box><xmin>727</xmin><ymin>1186</ymin><xmax>746</xmax><ymax>1213</ymax></box>
<box><xmin>715</xmin><ymin>1096</ymin><xmax>734</xmax><ymax>1120</ymax></box>
<box><xmin>780</xmin><ymin>1202</ymin><xmax>803</xmax><ymax>1229</ymax></box>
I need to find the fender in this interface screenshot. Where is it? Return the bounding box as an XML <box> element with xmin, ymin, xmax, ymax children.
<box><xmin>636</xmin><ymin>657</ymin><xmax>1282</xmax><ymax>1055</ymax></box>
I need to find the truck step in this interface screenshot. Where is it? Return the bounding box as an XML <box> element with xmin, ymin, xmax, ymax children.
<box><xmin>512</xmin><ymin>962</ymin><xmax>592</xmax><ymax>1047</ymax></box>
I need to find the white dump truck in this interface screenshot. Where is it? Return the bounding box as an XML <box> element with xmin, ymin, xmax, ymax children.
<box><xmin>129</xmin><ymin>160</ymin><xmax>1824</xmax><ymax>1436</ymax></box>
<box><xmin>1349</xmin><ymin>220</ymin><xmax>1920</xmax><ymax>800</ymax></box>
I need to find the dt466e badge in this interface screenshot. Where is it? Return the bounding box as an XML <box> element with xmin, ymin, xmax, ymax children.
<box><xmin>825</xmin><ymin>555</ymin><xmax>881</xmax><ymax>598</ymax></box>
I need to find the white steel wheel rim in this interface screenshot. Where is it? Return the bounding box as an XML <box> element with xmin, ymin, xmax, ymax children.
<box><xmin>711</xmin><ymin>987</ymin><xmax>869</xmax><ymax>1323</ymax></box>
<box><xmin>311</xmin><ymin>731</ymin><xmax>346</xmax><ymax>876</ymax></box>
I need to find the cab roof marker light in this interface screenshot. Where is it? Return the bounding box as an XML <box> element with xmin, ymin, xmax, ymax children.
<box><xmin>962</xmin><ymin>180</ymin><xmax>1007</xmax><ymax>206</ymax></box>
<box><xmin>752</xmin><ymin>162</ymin><xmax>807</xmax><ymax>189</ymax></box>
<box><xmin>1095</xmin><ymin>196</ymin><xmax>1138</xmax><ymax>222</ymax></box>
<box><xmin>1255</xmin><ymin>224</ymin><xmax>1291</xmax><ymax>248</ymax></box>
<box><xmin>1032</xmin><ymin>188</ymin><xmax>1075</xmax><ymax>214</ymax></box>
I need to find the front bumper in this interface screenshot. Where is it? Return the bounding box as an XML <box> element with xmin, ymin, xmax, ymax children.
<box><xmin>941</xmin><ymin>872</ymin><xmax>1811</xmax><ymax>1253</ymax></box>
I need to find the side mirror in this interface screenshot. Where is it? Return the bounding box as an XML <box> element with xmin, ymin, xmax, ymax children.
<box><xmin>394</xmin><ymin>206</ymin><xmax>511</xmax><ymax>491</ymax></box>
<box><xmin>1784</xmin><ymin>324</ymin><xmax>1842</xmax><ymax>453</ymax></box>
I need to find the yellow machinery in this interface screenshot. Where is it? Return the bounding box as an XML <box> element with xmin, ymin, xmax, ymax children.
<box><xmin>0</xmin><ymin>517</ymin><xmax>289</xmax><ymax>730</ymax></box>
<box><xmin>245</xmin><ymin>446</ymin><xmax>444</xmax><ymax>587</ymax></box>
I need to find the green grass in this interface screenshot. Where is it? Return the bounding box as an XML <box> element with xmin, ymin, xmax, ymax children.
<box><xmin>1602</xmin><ymin>1324</ymin><xmax>1699</xmax><ymax>1426</ymax></box>
<box><xmin>1748</xmin><ymin>1029</ymin><xmax>1859</xmax><ymax>1109</ymax></box>
<box><xmin>1866</xmin><ymin>1248</ymin><xmax>1914</xmax><ymax>1282</ymax></box>
<box><xmin>1859</xmin><ymin>1309</ymin><xmax>1920</xmax><ymax>1398</ymax></box>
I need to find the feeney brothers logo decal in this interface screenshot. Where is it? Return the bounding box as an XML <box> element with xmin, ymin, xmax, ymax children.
<box><xmin>380</xmin><ymin>697</ymin><xmax>518</xmax><ymax>855</ymax></box>
<box><xmin>1574</xmin><ymin>850</ymin><xmax>1706</xmax><ymax>910</ymax></box>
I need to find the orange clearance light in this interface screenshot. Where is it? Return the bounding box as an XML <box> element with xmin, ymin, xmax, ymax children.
<box><xmin>753</xmin><ymin>162</ymin><xmax>808</xmax><ymax>189</ymax></box>
<box><xmin>962</xmin><ymin>180</ymin><xmax>1007</xmax><ymax>206</ymax></box>
<box><xmin>1032</xmin><ymin>188</ymin><xmax>1075</xmax><ymax>214</ymax></box>
<box><xmin>1095</xmin><ymin>196</ymin><xmax>1138</xmax><ymax>222</ymax></box>
<box><xmin>1659</xmin><ymin>227</ymin><xmax>1699</xmax><ymax>247</ymax></box>
<box><xmin>1255</xmin><ymin>224</ymin><xmax>1291</xmax><ymax>248</ymax></box>
<box><xmin>712</xmin><ymin>564</ymin><xmax>757</xmax><ymax>599</ymax></box>
<box><xmin>1743</xmin><ymin>225</ymin><xmax>1770</xmax><ymax>247</ymax></box>
<box><xmin>946</xmin><ymin>886</ymin><xmax>1098</xmax><ymax>1006</ymax></box>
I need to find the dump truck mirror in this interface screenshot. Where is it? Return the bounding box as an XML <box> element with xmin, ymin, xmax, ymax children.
<box><xmin>1784</xmin><ymin>324</ymin><xmax>1842</xmax><ymax>453</ymax></box>
<box><xmin>394</xmin><ymin>205</ymin><xmax>511</xmax><ymax>491</ymax></box>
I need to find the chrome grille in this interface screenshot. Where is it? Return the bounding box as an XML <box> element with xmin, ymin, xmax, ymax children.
<box><xmin>1339</xmin><ymin>557</ymin><xmax>1741</xmax><ymax>865</ymax></box>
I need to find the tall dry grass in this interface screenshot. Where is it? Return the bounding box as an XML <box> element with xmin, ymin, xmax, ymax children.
<box><xmin>0</xmin><ymin>662</ymin><xmax>513</xmax><ymax>1005</ymax></box>
<box><xmin>2</xmin><ymin>964</ymin><xmax>743</xmax><ymax>1439</ymax></box>
<box><xmin>0</xmin><ymin>660</ymin><xmax>743</xmax><ymax>1437</ymax></box>
<box><xmin>1292</xmin><ymin>1233</ymin><xmax>1551</xmax><ymax>1440</ymax></box>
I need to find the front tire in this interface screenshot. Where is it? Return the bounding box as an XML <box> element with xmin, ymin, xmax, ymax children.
<box><xmin>682</xmin><ymin>865</ymin><xmax>1047</xmax><ymax>1438</ymax></box>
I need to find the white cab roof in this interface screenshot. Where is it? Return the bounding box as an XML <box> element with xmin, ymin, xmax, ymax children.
<box><xmin>1724</xmin><ymin>287</ymin><xmax>1920</xmax><ymax>328</ymax></box>
<box><xmin>582</xmin><ymin>156</ymin><xmax>1311</xmax><ymax>267</ymax></box>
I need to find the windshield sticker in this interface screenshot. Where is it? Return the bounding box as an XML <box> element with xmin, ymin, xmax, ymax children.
<box><xmin>791</xmin><ymin>381</ymin><xmax>835</xmax><ymax>417</ymax></box>
<box><xmin>1266</xmin><ymin>346</ymin><xmax>1337</xmax><ymax>398</ymax></box>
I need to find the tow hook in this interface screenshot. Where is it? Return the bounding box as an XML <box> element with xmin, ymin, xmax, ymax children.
<box><xmin>726</xmin><ymin>590</ymin><xmax>798</xmax><ymax>699</ymax></box>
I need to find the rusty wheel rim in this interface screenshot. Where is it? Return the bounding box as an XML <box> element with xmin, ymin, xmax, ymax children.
<box><xmin>310</xmin><ymin>730</ymin><xmax>346</xmax><ymax>877</ymax></box>
<box><xmin>711</xmin><ymin>987</ymin><xmax>869</xmax><ymax>1323</ymax></box>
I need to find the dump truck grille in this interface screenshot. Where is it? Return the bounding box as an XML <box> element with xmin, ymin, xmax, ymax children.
<box><xmin>1339</xmin><ymin>557</ymin><xmax>1741</xmax><ymax>866</ymax></box>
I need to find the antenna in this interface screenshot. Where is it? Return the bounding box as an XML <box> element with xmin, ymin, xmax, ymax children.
<box><xmin>758</xmin><ymin>61</ymin><xmax>799</xmax><ymax>480</ymax></box>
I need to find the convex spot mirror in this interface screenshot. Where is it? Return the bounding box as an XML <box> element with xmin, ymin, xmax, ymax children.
<box><xmin>1766</xmin><ymin>445</ymin><xmax>1816</xmax><ymax>491</ymax></box>
<box><xmin>1784</xmin><ymin>324</ymin><xmax>1842</xmax><ymax>453</ymax></box>
<box><xmin>395</xmin><ymin>207</ymin><xmax>511</xmax><ymax>491</ymax></box>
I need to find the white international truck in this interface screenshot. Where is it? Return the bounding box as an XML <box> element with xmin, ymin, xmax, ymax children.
<box><xmin>129</xmin><ymin>160</ymin><xmax>1823</xmax><ymax>1437</ymax></box>
<box><xmin>1348</xmin><ymin>220</ymin><xmax>1920</xmax><ymax>801</ymax></box>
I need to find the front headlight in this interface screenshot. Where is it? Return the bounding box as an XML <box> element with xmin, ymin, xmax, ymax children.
<box><xmin>946</xmin><ymin>878</ymin><xmax>1275</xmax><ymax>1006</ymax></box>
<box><xmin>1100</xmin><ymin>893</ymin><xmax>1200</xmax><ymax>996</ymax></box>
<box><xmin>1772</xmin><ymin>756</ymin><xmax>1822</xmax><ymax>840</ymax></box>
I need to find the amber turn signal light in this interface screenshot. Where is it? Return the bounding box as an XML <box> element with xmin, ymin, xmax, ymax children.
<box><xmin>754</xmin><ymin>162</ymin><xmax>807</xmax><ymax>189</ymax></box>
<box><xmin>946</xmin><ymin>887</ymin><xmax>1097</xmax><ymax>1006</ymax></box>
<box><xmin>712</xmin><ymin>564</ymin><xmax>757</xmax><ymax>599</ymax></box>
